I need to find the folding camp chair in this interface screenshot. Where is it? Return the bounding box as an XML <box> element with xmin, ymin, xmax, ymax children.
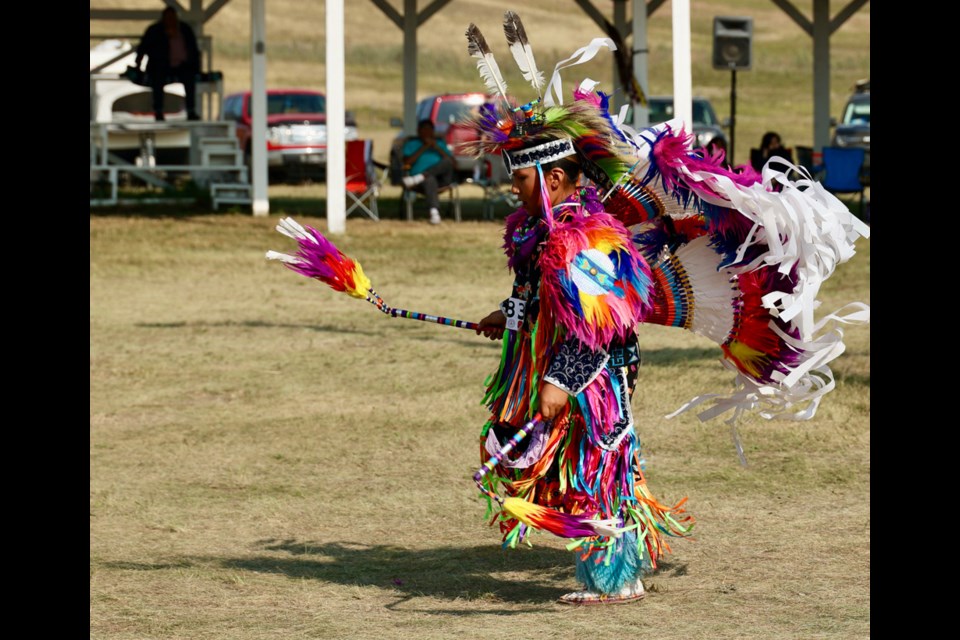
<box><xmin>402</xmin><ymin>181</ymin><xmax>462</xmax><ymax>222</ymax></box>
<box><xmin>345</xmin><ymin>139</ymin><xmax>385</xmax><ymax>221</ymax></box>
<box><xmin>389</xmin><ymin>135</ymin><xmax>462</xmax><ymax>222</ymax></box>
<box><xmin>820</xmin><ymin>146</ymin><xmax>867</xmax><ymax>213</ymax></box>
<box><xmin>466</xmin><ymin>155</ymin><xmax>519</xmax><ymax>220</ymax></box>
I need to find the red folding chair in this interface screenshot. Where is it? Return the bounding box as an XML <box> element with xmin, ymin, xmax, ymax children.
<box><xmin>345</xmin><ymin>139</ymin><xmax>385</xmax><ymax>221</ymax></box>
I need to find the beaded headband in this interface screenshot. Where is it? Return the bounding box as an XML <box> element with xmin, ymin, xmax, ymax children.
<box><xmin>501</xmin><ymin>136</ymin><xmax>576</xmax><ymax>173</ymax></box>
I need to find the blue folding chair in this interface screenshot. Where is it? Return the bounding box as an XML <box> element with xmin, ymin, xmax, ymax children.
<box><xmin>820</xmin><ymin>146</ymin><xmax>867</xmax><ymax>213</ymax></box>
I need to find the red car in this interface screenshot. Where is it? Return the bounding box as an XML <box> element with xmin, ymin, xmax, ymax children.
<box><xmin>221</xmin><ymin>88</ymin><xmax>358</xmax><ymax>181</ymax></box>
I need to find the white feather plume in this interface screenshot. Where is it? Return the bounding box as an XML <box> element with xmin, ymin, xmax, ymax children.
<box><xmin>466</xmin><ymin>23</ymin><xmax>510</xmax><ymax>104</ymax></box>
<box><xmin>275</xmin><ymin>217</ymin><xmax>313</xmax><ymax>243</ymax></box>
<box><xmin>503</xmin><ymin>11</ymin><xmax>544</xmax><ymax>100</ymax></box>
<box><xmin>264</xmin><ymin>250</ymin><xmax>301</xmax><ymax>265</ymax></box>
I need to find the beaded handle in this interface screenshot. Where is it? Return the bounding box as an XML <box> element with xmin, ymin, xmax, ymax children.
<box><xmin>366</xmin><ymin>290</ymin><xmax>480</xmax><ymax>331</ymax></box>
<box><xmin>473</xmin><ymin>413</ymin><xmax>543</xmax><ymax>504</ymax></box>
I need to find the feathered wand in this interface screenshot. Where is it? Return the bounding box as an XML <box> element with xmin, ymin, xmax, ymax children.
<box><xmin>265</xmin><ymin>217</ymin><xmax>480</xmax><ymax>331</ymax></box>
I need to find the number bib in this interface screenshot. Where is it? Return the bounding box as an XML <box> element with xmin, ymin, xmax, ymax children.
<box><xmin>503</xmin><ymin>296</ymin><xmax>527</xmax><ymax>331</ymax></box>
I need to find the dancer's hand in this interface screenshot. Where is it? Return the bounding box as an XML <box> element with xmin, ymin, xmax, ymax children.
<box><xmin>476</xmin><ymin>310</ymin><xmax>506</xmax><ymax>340</ymax></box>
<box><xmin>538</xmin><ymin>382</ymin><xmax>568</xmax><ymax>420</ymax></box>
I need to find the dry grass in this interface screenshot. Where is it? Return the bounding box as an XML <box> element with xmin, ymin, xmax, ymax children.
<box><xmin>90</xmin><ymin>0</ymin><xmax>870</xmax><ymax>167</ymax></box>
<box><xmin>90</xmin><ymin>214</ymin><xmax>869</xmax><ymax>639</ymax></box>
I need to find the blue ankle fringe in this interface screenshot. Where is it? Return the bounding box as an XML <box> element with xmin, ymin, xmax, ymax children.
<box><xmin>574</xmin><ymin>530</ymin><xmax>646</xmax><ymax>594</ymax></box>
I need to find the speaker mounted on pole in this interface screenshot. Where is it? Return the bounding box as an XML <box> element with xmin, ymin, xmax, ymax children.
<box><xmin>713</xmin><ymin>16</ymin><xmax>752</xmax><ymax>71</ymax></box>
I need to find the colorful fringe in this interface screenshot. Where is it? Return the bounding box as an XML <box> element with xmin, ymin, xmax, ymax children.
<box><xmin>479</xmin><ymin>191</ymin><xmax>694</xmax><ymax>581</ymax></box>
<box><xmin>479</xmin><ymin>410</ymin><xmax>694</xmax><ymax>577</ymax></box>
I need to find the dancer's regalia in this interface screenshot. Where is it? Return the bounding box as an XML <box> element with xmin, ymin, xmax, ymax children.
<box><xmin>463</xmin><ymin>12</ymin><xmax>869</xmax><ymax>602</ymax></box>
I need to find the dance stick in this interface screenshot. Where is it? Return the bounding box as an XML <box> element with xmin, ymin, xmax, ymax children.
<box><xmin>265</xmin><ymin>217</ymin><xmax>479</xmax><ymax>331</ymax></box>
<box><xmin>366</xmin><ymin>289</ymin><xmax>478</xmax><ymax>330</ymax></box>
<box><xmin>473</xmin><ymin>413</ymin><xmax>543</xmax><ymax>503</ymax></box>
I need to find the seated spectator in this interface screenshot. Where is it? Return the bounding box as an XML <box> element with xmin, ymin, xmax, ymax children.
<box><xmin>402</xmin><ymin>120</ymin><xmax>456</xmax><ymax>225</ymax></box>
<box><xmin>750</xmin><ymin>131</ymin><xmax>794</xmax><ymax>172</ymax></box>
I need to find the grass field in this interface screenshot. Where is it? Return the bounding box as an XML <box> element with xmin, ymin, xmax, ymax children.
<box><xmin>90</xmin><ymin>212</ymin><xmax>870</xmax><ymax>639</ymax></box>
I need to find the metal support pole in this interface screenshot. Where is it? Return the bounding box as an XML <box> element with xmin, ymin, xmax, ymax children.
<box><xmin>729</xmin><ymin>68</ymin><xmax>737</xmax><ymax>163</ymax></box>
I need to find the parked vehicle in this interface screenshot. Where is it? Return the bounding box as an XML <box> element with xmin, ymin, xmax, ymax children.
<box><xmin>830</xmin><ymin>79</ymin><xmax>870</xmax><ymax>182</ymax></box>
<box><xmin>392</xmin><ymin>92</ymin><xmax>499</xmax><ymax>181</ymax></box>
<box><xmin>627</xmin><ymin>96</ymin><xmax>729</xmax><ymax>151</ymax></box>
<box><xmin>222</xmin><ymin>88</ymin><xmax>359</xmax><ymax>182</ymax></box>
<box><xmin>832</xmin><ymin>80</ymin><xmax>869</xmax><ymax>152</ymax></box>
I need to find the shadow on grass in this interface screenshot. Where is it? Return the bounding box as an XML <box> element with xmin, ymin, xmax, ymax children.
<box><xmin>90</xmin><ymin>201</ymin><xmax>231</xmax><ymax>219</ymax></box>
<box><xmin>244</xmin><ymin>540</ymin><xmax>567</xmax><ymax>610</ymax></box>
<box><xmin>148</xmin><ymin>539</ymin><xmax>684</xmax><ymax>613</ymax></box>
<box><xmin>640</xmin><ymin>346</ymin><xmax>723</xmax><ymax>366</ymax></box>
<box><xmin>135</xmin><ymin>319</ymin><xmax>381</xmax><ymax>337</ymax></box>
<box><xmin>833</xmin><ymin>370</ymin><xmax>870</xmax><ymax>388</ymax></box>
<box><xmin>132</xmin><ymin>319</ymin><xmax>501</xmax><ymax>350</ymax></box>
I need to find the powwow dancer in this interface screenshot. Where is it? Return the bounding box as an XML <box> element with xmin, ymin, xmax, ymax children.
<box><xmin>265</xmin><ymin>9</ymin><xmax>869</xmax><ymax>609</ymax></box>
<box><xmin>462</xmin><ymin>11</ymin><xmax>869</xmax><ymax>605</ymax></box>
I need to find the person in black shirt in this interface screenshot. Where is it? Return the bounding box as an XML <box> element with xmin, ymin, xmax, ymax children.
<box><xmin>134</xmin><ymin>7</ymin><xmax>201</xmax><ymax>121</ymax></box>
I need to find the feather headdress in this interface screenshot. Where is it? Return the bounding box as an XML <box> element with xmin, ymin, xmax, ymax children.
<box><xmin>459</xmin><ymin>12</ymin><xmax>636</xmax><ymax>195</ymax></box>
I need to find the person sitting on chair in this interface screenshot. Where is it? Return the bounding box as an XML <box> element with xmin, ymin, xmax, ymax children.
<box><xmin>134</xmin><ymin>6</ymin><xmax>201</xmax><ymax>122</ymax></box>
<box><xmin>402</xmin><ymin>119</ymin><xmax>456</xmax><ymax>225</ymax></box>
<box><xmin>751</xmin><ymin>131</ymin><xmax>793</xmax><ymax>172</ymax></box>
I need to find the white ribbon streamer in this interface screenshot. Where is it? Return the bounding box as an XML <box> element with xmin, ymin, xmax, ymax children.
<box><xmin>543</xmin><ymin>38</ymin><xmax>616</xmax><ymax>107</ymax></box>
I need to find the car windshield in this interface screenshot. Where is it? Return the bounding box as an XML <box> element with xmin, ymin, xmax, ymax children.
<box><xmin>842</xmin><ymin>97</ymin><xmax>870</xmax><ymax>125</ymax></box>
<box><xmin>645</xmin><ymin>99</ymin><xmax>717</xmax><ymax>126</ymax></box>
<box><xmin>262</xmin><ymin>93</ymin><xmax>326</xmax><ymax>116</ymax></box>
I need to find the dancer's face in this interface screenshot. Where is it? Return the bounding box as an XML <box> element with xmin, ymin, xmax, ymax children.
<box><xmin>510</xmin><ymin>167</ymin><xmax>540</xmax><ymax>213</ymax></box>
<box><xmin>511</xmin><ymin>165</ymin><xmax>578</xmax><ymax>215</ymax></box>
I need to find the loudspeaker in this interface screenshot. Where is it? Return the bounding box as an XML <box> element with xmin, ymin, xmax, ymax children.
<box><xmin>713</xmin><ymin>16</ymin><xmax>752</xmax><ymax>70</ymax></box>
